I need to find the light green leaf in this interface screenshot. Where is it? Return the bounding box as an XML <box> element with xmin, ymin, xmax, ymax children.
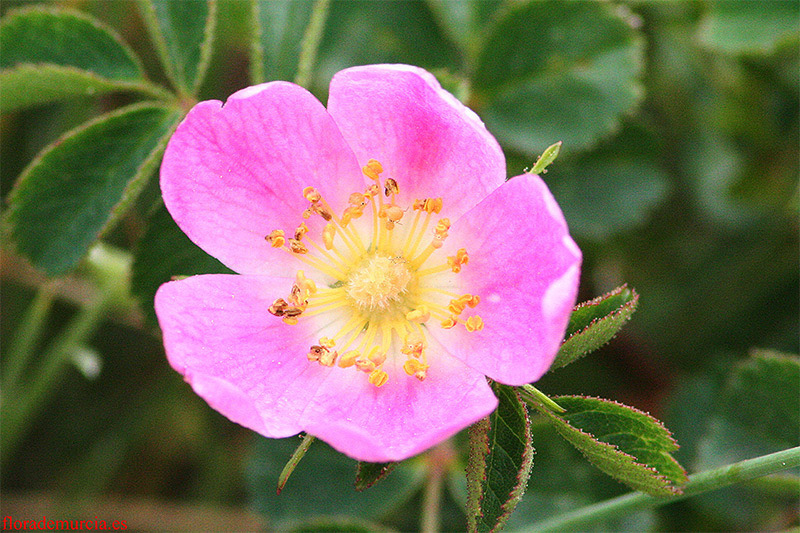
<box><xmin>250</xmin><ymin>0</ymin><xmax>315</xmax><ymax>84</ymax></box>
<box><xmin>535</xmin><ymin>396</ymin><xmax>687</xmax><ymax>497</ymax></box>
<box><xmin>139</xmin><ymin>0</ymin><xmax>217</xmax><ymax>94</ymax></box>
<box><xmin>5</xmin><ymin>103</ymin><xmax>183</xmax><ymax>276</ymax></box>
<box><xmin>699</xmin><ymin>0</ymin><xmax>799</xmax><ymax>55</ymax></box>
<box><xmin>466</xmin><ymin>383</ymin><xmax>533</xmax><ymax>533</ymax></box>
<box><xmin>552</xmin><ymin>286</ymin><xmax>639</xmax><ymax>370</ymax></box>
<box><xmin>355</xmin><ymin>461</ymin><xmax>397</xmax><ymax>491</ymax></box>
<box><xmin>0</xmin><ymin>7</ymin><xmax>166</xmax><ymax>111</ymax></box>
<box><xmin>529</xmin><ymin>141</ymin><xmax>562</xmax><ymax>175</ymax></box>
<box><xmin>131</xmin><ymin>203</ymin><xmax>233</xmax><ymax>326</ymax></box>
<box><xmin>474</xmin><ymin>0</ymin><xmax>644</xmax><ymax>154</ymax></box>
<box><xmin>247</xmin><ymin>437</ymin><xmax>423</xmax><ymax>529</ymax></box>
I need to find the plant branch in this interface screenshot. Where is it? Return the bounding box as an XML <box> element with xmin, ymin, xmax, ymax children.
<box><xmin>523</xmin><ymin>446</ymin><xmax>800</xmax><ymax>532</ymax></box>
<box><xmin>293</xmin><ymin>0</ymin><xmax>330</xmax><ymax>89</ymax></box>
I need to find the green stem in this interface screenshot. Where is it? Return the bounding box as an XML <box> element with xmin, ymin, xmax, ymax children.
<box><xmin>524</xmin><ymin>446</ymin><xmax>800</xmax><ymax>532</ymax></box>
<box><xmin>2</xmin><ymin>281</ymin><xmax>59</xmax><ymax>390</ymax></box>
<box><xmin>421</xmin><ymin>447</ymin><xmax>447</xmax><ymax>533</ymax></box>
<box><xmin>293</xmin><ymin>0</ymin><xmax>330</xmax><ymax>89</ymax></box>
<box><xmin>519</xmin><ymin>384</ymin><xmax>565</xmax><ymax>413</ymax></box>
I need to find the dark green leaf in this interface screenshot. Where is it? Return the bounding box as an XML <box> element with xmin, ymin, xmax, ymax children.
<box><xmin>139</xmin><ymin>0</ymin><xmax>217</xmax><ymax>94</ymax></box>
<box><xmin>278</xmin><ymin>434</ymin><xmax>315</xmax><ymax>494</ymax></box>
<box><xmin>699</xmin><ymin>0</ymin><xmax>799</xmax><ymax>55</ymax></box>
<box><xmin>721</xmin><ymin>349</ymin><xmax>800</xmax><ymax>446</ymax></box>
<box><xmin>536</xmin><ymin>396</ymin><xmax>687</xmax><ymax>496</ymax></box>
<box><xmin>474</xmin><ymin>0</ymin><xmax>644</xmax><ymax>154</ymax></box>
<box><xmin>425</xmin><ymin>0</ymin><xmax>503</xmax><ymax>58</ymax></box>
<box><xmin>552</xmin><ymin>286</ymin><xmax>639</xmax><ymax>370</ymax></box>
<box><xmin>131</xmin><ymin>203</ymin><xmax>233</xmax><ymax>326</ymax></box>
<box><xmin>0</xmin><ymin>7</ymin><xmax>165</xmax><ymax>111</ymax></box>
<box><xmin>247</xmin><ymin>437</ymin><xmax>423</xmax><ymax>528</ymax></box>
<box><xmin>466</xmin><ymin>383</ymin><xmax>533</xmax><ymax>533</ymax></box>
<box><xmin>290</xmin><ymin>516</ymin><xmax>394</xmax><ymax>533</ymax></box>
<box><xmin>356</xmin><ymin>461</ymin><xmax>397</xmax><ymax>491</ymax></box>
<box><xmin>250</xmin><ymin>0</ymin><xmax>315</xmax><ymax>84</ymax></box>
<box><xmin>5</xmin><ymin>103</ymin><xmax>182</xmax><ymax>276</ymax></box>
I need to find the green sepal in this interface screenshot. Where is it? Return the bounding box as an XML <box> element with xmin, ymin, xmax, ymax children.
<box><xmin>277</xmin><ymin>434</ymin><xmax>316</xmax><ymax>494</ymax></box>
<box><xmin>355</xmin><ymin>461</ymin><xmax>397</xmax><ymax>491</ymax></box>
<box><xmin>551</xmin><ymin>285</ymin><xmax>639</xmax><ymax>370</ymax></box>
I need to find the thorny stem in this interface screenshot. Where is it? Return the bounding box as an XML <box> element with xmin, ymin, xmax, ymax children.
<box><xmin>293</xmin><ymin>0</ymin><xmax>330</xmax><ymax>89</ymax></box>
<box><xmin>523</xmin><ymin>446</ymin><xmax>800</xmax><ymax>532</ymax></box>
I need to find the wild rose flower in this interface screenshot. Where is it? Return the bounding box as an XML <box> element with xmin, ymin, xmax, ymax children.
<box><xmin>155</xmin><ymin>64</ymin><xmax>581</xmax><ymax>462</ymax></box>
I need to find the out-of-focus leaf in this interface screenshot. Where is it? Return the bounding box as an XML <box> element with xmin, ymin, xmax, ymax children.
<box><xmin>131</xmin><ymin>203</ymin><xmax>233</xmax><ymax>326</ymax></box>
<box><xmin>250</xmin><ymin>0</ymin><xmax>314</xmax><ymax>84</ymax></box>
<box><xmin>5</xmin><ymin>103</ymin><xmax>182</xmax><ymax>276</ymax></box>
<box><xmin>721</xmin><ymin>350</ymin><xmax>800</xmax><ymax>446</ymax></box>
<box><xmin>139</xmin><ymin>0</ymin><xmax>217</xmax><ymax>94</ymax></box>
<box><xmin>425</xmin><ymin>0</ymin><xmax>503</xmax><ymax>57</ymax></box>
<box><xmin>278</xmin><ymin>434</ymin><xmax>315</xmax><ymax>494</ymax></box>
<box><xmin>356</xmin><ymin>461</ymin><xmax>397</xmax><ymax>491</ymax></box>
<box><xmin>290</xmin><ymin>517</ymin><xmax>394</xmax><ymax>533</ymax></box>
<box><xmin>552</xmin><ymin>286</ymin><xmax>639</xmax><ymax>370</ymax></box>
<box><xmin>536</xmin><ymin>396</ymin><xmax>687</xmax><ymax>496</ymax></box>
<box><xmin>699</xmin><ymin>0</ymin><xmax>799</xmax><ymax>55</ymax></box>
<box><xmin>0</xmin><ymin>7</ymin><xmax>166</xmax><ymax>111</ymax></box>
<box><xmin>466</xmin><ymin>383</ymin><xmax>533</xmax><ymax>532</ymax></box>
<box><xmin>474</xmin><ymin>0</ymin><xmax>644</xmax><ymax>154</ymax></box>
<box><xmin>247</xmin><ymin>437</ymin><xmax>423</xmax><ymax>529</ymax></box>
<box><xmin>546</xmin><ymin>121</ymin><xmax>671</xmax><ymax>240</ymax></box>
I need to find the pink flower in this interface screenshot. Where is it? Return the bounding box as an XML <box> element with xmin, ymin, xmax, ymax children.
<box><xmin>155</xmin><ymin>64</ymin><xmax>581</xmax><ymax>462</ymax></box>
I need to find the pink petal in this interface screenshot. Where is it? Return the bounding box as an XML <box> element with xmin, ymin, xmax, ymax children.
<box><xmin>429</xmin><ymin>173</ymin><xmax>582</xmax><ymax>386</ymax></box>
<box><xmin>155</xmin><ymin>274</ymin><xmax>334</xmax><ymax>438</ymax></box>
<box><xmin>160</xmin><ymin>82</ymin><xmax>363</xmax><ymax>275</ymax></box>
<box><xmin>301</xmin><ymin>336</ymin><xmax>498</xmax><ymax>462</ymax></box>
<box><xmin>327</xmin><ymin>64</ymin><xmax>506</xmax><ymax>221</ymax></box>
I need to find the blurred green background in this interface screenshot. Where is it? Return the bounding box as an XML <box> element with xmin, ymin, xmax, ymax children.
<box><xmin>1</xmin><ymin>0</ymin><xmax>798</xmax><ymax>531</ymax></box>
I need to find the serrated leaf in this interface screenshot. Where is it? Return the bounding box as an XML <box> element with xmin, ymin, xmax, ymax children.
<box><xmin>699</xmin><ymin>0</ymin><xmax>799</xmax><ymax>55</ymax></box>
<box><xmin>355</xmin><ymin>461</ymin><xmax>397</xmax><ymax>491</ymax></box>
<box><xmin>278</xmin><ymin>434</ymin><xmax>315</xmax><ymax>494</ymax></box>
<box><xmin>473</xmin><ymin>0</ymin><xmax>644</xmax><ymax>154</ymax></box>
<box><xmin>721</xmin><ymin>349</ymin><xmax>800</xmax><ymax>446</ymax></box>
<box><xmin>250</xmin><ymin>0</ymin><xmax>315</xmax><ymax>84</ymax></box>
<box><xmin>131</xmin><ymin>203</ymin><xmax>233</xmax><ymax>326</ymax></box>
<box><xmin>466</xmin><ymin>383</ymin><xmax>533</xmax><ymax>533</ymax></box>
<box><xmin>5</xmin><ymin>103</ymin><xmax>182</xmax><ymax>276</ymax></box>
<box><xmin>0</xmin><ymin>7</ymin><xmax>166</xmax><ymax>111</ymax></box>
<box><xmin>139</xmin><ymin>0</ymin><xmax>217</xmax><ymax>94</ymax></box>
<box><xmin>551</xmin><ymin>285</ymin><xmax>638</xmax><ymax>370</ymax></box>
<box><xmin>536</xmin><ymin>395</ymin><xmax>687</xmax><ymax>497</ymax></box>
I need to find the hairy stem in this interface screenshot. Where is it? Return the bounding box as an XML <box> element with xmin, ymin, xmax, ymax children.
<box><xmin>524</xmin><ymin>446</ymin><xmax>800</xmax><ymax>532</ymax></box>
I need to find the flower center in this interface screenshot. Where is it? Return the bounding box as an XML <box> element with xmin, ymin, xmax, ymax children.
<box><xmin>264</xmin><ymin>159</ymin><xmax>483</xmax><ymax>388</ymax></box>
<box><xmin>345</xmin><ymin>254</ymin><xmax>412</xmax><ymax>311</ymax></box>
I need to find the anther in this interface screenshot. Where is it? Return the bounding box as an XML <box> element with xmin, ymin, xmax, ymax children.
<box><xmin>368</xmin><ymin>368</ymin><xmax>389</xmax><ymax>387</ymax></box>
<box><xmin>268</xmin><ymin>298</ymin><xmax>289</xmax><ymax>317</ymax></box>
<box><xmin>424</xmin><ymin>198</ymin><xmax>443</xmax><ymax>213</ymax></box>
<box><xmin>384</xmin><ymin>178</ymin><xmax>399</xmax><ymax>196</ymax></box>
<box><xmin>320</xmin><ymin>337</ymin><xmax>336</xmax><ymax>348</ymax></box>
<box><xmin>349</xmin><ymin>192</ymin><xmax>366</xmax><ymax>206</ymax></box>
<box><xmin>441</xmin><ymin>316</ymin><xmax>458</xmax><ymax>329</ymax></box>
<box><xmin>302</xmin><ymin>186</ymin><xmax>322</xmax><ymax>203</ymax></box>
<box><xmin>323</xmin><ymin>222</ymin><xmax>336</xmax><ymax>249</ymax></box>
<box><xmin>465</xmin><ymin>315</ymin><xmax>484</xmax><ymax>332</ymax></box>
<box><xmin>403</xmin><ymin>359</ymin><xmax>429</xmax><ymax>381</ymax></box>
<box><xmin>385</xmin><ymin>204</ymin><xmax>404</xmax><ymax>222</ymax></box>
<box><xmin>367</xmin><ymin>346</ymin><xmax>386</xmax><ymax>366</ymax></box>
<box><xmin>265</xmin><ymin>229</ymin><xmax>285</xmax><ymax>248</ymax></box>
<box><xmin>288</xmin><ymin>238</ymin><xmax>308</xmax><ymax>254</ymax></box>
<box><xmin>406</xmin><ymin>306</ymin><xmax>431</xmax><ymax>323</ymax></box>
<box><xmin>355</xmin><ymin>354</ymin><xmax>376</xmax><ymax>373</ymax></box>
<box><xmin>362</xmin><ymin>159</ymin><xmax>383</xmax><ymax>180</ymax></box>
<box><xmin>338</xmin><ymin>350</ymin><xmax>359</xmax><ymax>368</ymax></box>
<box><xmin>283</xmin><ymin>317</ymin><xmax>298</xmax><ymax>325</ymax></box>
<box><xmin>294</xmin><ymin>222</ymin><xmax>309</xmax><ymax>241</ymax></box>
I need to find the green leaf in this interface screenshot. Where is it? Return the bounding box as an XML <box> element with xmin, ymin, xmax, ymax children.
<box><xmin>699</xmin><ymin>0</ymin><xmax>799</xmax><ymax>55</ymax></box>
<box><xmin>277</xmin><ymin>434</ymin><xmax>315</xmax><ymax>495</ymax></box>
<box><xmin>473</xmin><ymin>0</ymin><xmax>644</xmax><ymax>154</ymax></box>
<box><xmin>552</xmin><ymin>285</ymin><xmax>639</xmax><ymax>371</ymax></box>
<box><xmin>289</xmin><ymin>516</ymin><xmax>393</xmax><ymax>533</ymax></box>
<box><xmin>356</xmin><ymin>461</ymin><xmax>397</xmax><ymax>491</ymax></box>
<box><xmin>139</xmin><ymin>0</ymin><xmax>217</xmax><ymax>94</ymax></box>
<box><xmin>0</xmin><ymin>7</ymin><xmax>166</xmax><ymax>111</ymax></box>
<box><xmin>535</xmin><ymin>396</ymin><xmax>687</xmax><ymax>497</ymax></box>
<box><xmin>466</xmin><ymin>383</ymin><xmax>533</xmax><ymax>533</ymax></box>
<box><xmin>529</xmin><ymin>141</ymin><xmax>562</xmax><ymax>175</ymax></box>
<box><xmin>247</xmin><ymin>437</ymin><xmax>423</xmax><ymax>529</ymax></box>
<box><xmin>131</xmin><ymin>203</ymin><xmax>233</xmax><ymax>326</ymax></box>
<box><xmin>5</xmin><ymin>103</ymin><xmax>183</xmax><ymax>276</ymax></box>
<box><xmin>250</xmin><ymin>0</ymin><xmax>315</xmax><ymax>84</ymax></box>
<box><xmin>721</xmin><ymin>349</ymin><xmax>800</xmax><ymax>447</ymax></box>
<box><xmin>425</xmin><ymin>0</ymin><xmax>503</xmax><ymax>58</ymax></box>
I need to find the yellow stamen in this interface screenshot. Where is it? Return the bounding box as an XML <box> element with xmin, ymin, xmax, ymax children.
<box><xmin>266</xmin><ymin>229</ymin><xmax>285</xmax><ymax>248</ymax></box>
<box><xmin>368</xmin><ymin>368</ymin><xmax>389</xmax><ymax>387</ymax></box>
<box><xmin>465</xmin><ymin>315</ymin><xmax>484</xmax><ymax>332</ymax></box>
